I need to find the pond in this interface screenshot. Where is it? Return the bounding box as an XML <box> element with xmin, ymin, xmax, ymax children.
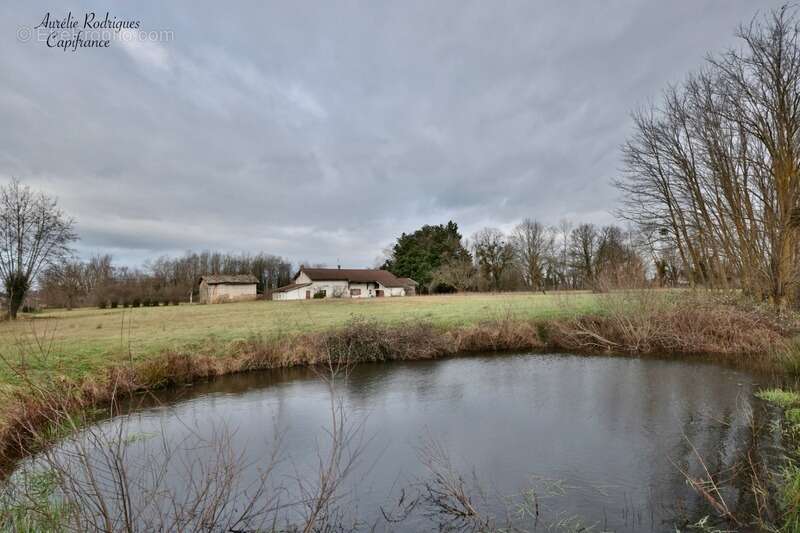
<box><xmin>14</xmin><ymin>353</ymin><xmax>785</xmax><ymax>531</ymax></box>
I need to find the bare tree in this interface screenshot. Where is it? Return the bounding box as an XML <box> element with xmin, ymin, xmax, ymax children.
<box><xmin>510</xmin><ymin>218</ymin><xmax>554</xmax><ymax>293</ymax></box>
<box><xmin>568</xmin><ymin>223</ymin><xmax>598</xmax><ymax>289</ymax></box>
<box><xmin>430</xmin><ymin>258</ymin><xmax>477</xmax><ymax>292</ymax></box>
<box><xmin>39</xmin><ymin>260</ymin><xmax>88</xmax><ymax>309</ymax></box>
<box><xmin>0</xmin><ymin>179</ymin><xmax>77</xmax><ymax>318</ymax></box>
<box><xmin>471</xmin><ymin>228</ymin><xmax>514</xmax><ymax>292</ymax></box>
<box><xmin>617</xmin><ymin>7</ymin><xmax>800</xmax><ymax>309</ymax></box>
<box><xmin>554</xmin><ymin>219</ymin><xmax>573</xmax><ymax>289</ymax></box>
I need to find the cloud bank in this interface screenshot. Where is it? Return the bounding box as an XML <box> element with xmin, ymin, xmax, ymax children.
<box><xmin>0</xmin><ymin>1</ymin><xmax>784</xmax><ymax>267</ymax></box>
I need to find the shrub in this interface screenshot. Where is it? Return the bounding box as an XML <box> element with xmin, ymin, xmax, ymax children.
<box><xmin>132</xmin><ymin>299</ymin><xmax>141</xmax><ymax>308</ymax></box>
<box><xmin>110</xmin><ymin>301</ymin><xmax>118</xmax><ymax>309</ymax></box>
<box><xmin>98</xmin><ymin>300</ymin><xmax>107</xmax><ymax>309</ymax></box>
<box><xmin>313</xmin><ymin>291</ymin><xmax>326</xmax><ymax>299</ymax></box>
<box><xmin>452</xmin><ymin>318</ymin><xmax>544</xmax><ymax>352</ymax></box>
<box><xmin>548</xmin><ymin>291</ymin><xmax>786</xmax><ymax>359</ymax></box>
<box><xmin>318</xmin><ymin>319</ymin><xmax>449</xmax><ymax>363</ymax></box>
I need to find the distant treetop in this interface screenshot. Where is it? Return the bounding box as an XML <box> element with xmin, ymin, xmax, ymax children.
<box><xmin>382</xmin><ymin>221</ymin><xmax>471</xmax><ymax>292</ymax></box>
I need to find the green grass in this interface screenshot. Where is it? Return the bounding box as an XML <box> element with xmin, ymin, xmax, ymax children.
<box><xmin>0</xmin><ymin>468</ymin><xmax>70</xmax><ymax>532</ymax></box>
<box><xmin>783</xmin><ymin>463</ymin><xmax>800</xmax><ymax>533</ymax></box>
<box><xmin>756</xmin><ymin>387</ymin><xmax>800</xmax><ymax>531</ymax></box>
<box><xmin>0</xmin><ymin>291</ymin><xmax>599</xmax><ymax>386</ymax></box>
<box><xmin>756</xmin><ymin>388</ymin><xmax>800</xmax><ymax>408</ymax></box>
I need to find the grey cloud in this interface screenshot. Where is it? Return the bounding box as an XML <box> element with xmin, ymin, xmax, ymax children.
<box><xmin>0</xmin><ymin>0</ymin><xmax>786</xmax><ymax>267</ymax></box>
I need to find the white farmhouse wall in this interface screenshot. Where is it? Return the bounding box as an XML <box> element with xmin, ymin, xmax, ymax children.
<box><xmin>274</xmin><ymin>273</ymin><xmax>409</xmax><ymax>301</ymax></box>
<box><xmin>273</xmin><ymin>280</ymin><xmax>348</xmax><ymax>300</ymax></box>
<box><xmin>347</xmin><ymin>282</ymin><xmax>371</xmax><ymax>298</ymax></box>
<box><xmin>273</xmin><ymin>287</ymin><xmax>307</xmax><ymax>300</ymax></box>
<box><xmin>313</xmin><ymin>280</ymin><xmax>349</xmax><ymax>297</ymax></box>
<box><xmin>387</xmin><ymin>287</ymin><xmax>405</xmax><ymax>297</ymax></box>
<box><xmin>374</xmin><ymin>283</ymin><xmax>404</xmax><ymax>297</ymax></box>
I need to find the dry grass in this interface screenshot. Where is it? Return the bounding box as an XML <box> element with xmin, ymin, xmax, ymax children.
<box><xmin>548</xmin><ymin>291</ymin><xmax>792</xmax><ymax>365</ymax></box>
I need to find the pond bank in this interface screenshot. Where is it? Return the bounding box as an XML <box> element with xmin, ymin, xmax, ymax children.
<box><xmin>1</xmin><ymin>293</ymin><xmax>795</xmax><ymax>476</ymax></box>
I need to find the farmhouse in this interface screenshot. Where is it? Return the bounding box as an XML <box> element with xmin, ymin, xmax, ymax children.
<box><xmin>273</xmin><ymin>267</ymin><xmax>416</xmax><ymax>300</ymax></box>
<box><xmin>198</xmin><ymin>274</ymin><xmax>258</xmax><ymax>304</ymax></box>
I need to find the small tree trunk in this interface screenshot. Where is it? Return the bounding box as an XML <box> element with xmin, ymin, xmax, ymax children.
<box><xmin>5</xmin><ymin>272</ymin><xmax>30</xmax><ymax>320</ymax></box>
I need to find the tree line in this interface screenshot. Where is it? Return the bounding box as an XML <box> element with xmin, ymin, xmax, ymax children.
<box><xmin>616</xmin><ymin>7</ymin><xmax>800</xmax><ymax>310</ymax></box>
<box><xmin>0</xmin><ymin>179</ymin><xmax>299</xmax><ymax>315</ymax></box>
<box><xmin>38</xmin><ymin>251</ymin><xmax>293</xmax><ymax>309</ymax></box>
<box><xmin>382</xmin><ymin>220</ymin><xmax>646</xmax><ymax>294</ymax></box>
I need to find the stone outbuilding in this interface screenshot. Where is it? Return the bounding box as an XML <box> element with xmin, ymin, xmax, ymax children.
<box><xmin>198</xmin><ymin>274</ymin><xmax>258</xmax><ymax>304</ymax></box>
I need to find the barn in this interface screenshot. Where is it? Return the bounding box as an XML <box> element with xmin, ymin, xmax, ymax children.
<box><xmin>198</xmin><ymin>274</ymin><xmax>258</xmax><ymax>304</ymax></box>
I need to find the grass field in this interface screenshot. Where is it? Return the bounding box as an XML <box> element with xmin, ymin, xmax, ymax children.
<box><xmin>0</xmin><ymin>292</ymin><xmax>599</xmax><ymax>385</ymax></box>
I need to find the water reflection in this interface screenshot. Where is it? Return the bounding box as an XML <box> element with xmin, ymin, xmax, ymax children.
<box><xmin>36</xmin><ymin>354</ymin><xmax>787</xmax><ymax>531</ymax></box>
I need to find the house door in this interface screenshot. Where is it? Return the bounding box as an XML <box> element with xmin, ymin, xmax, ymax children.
<box><xmin>305</xmin><ymin>291</ymin><xmax>311</xmax><ymax>299</ymax></box>
<box><xmin>376</xmin><ymin>290</ymin><xmax>384</xmax><ymax>297</ymax></box>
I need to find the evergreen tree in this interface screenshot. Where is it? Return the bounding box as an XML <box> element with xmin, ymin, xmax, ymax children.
<box><xmin>383</xmin><ymin>221</ymin><xmax>471</xmax><ymax>292</ymax></box>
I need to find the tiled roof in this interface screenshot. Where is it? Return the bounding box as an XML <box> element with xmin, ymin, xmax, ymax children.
<box><xmin>296</xmin><ymin>268</ymin><xmax>410</xmax><ymax>288</ymax></box>
<box><xmin>272</xmin><ymin>282</ymin><xmax>312</xmax><ymax>293</ymax></box>
<box><xmin>199</xmin><ymin>274</ymin><xmax>259</xmax><ymax>285</ymax></box>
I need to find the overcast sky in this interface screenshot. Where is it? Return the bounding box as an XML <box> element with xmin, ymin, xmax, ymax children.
<box><xmin>0</xmin><ymin>1</ymin><xmax>785</xmax><ymax>268</ymax></box>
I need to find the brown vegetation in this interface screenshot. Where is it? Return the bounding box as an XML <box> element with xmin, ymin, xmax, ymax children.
<box><xmin>548</xmin><ymin>292</ymin><xmax>791</xmax><ymax>361</ymax></box>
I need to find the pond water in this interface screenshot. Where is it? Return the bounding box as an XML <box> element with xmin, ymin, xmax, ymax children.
<box><xmin>20</xmin><ymin>353</ymin><xmax>785</xmax><ymax>531</ymax></box>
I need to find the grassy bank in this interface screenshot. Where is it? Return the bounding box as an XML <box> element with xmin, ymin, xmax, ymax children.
<box><xmin>755</xmin><ymin>389</ymin><xmax>800</xmax><ymax>531</ymax></box>
<box><xmin>0</xmin><ymin>292</ymin><xmax>599</xmax><ymax>386</ymax></box>
<box><xmin>0</xmin><ymin>290</ymin><xmax>797</xmax><ymax>471</ymax></box>
<box><xmin>1</xmin><ymin>290</ymin><xmax>799</xmax><ymax>530</ymax></box>
<box><xmin>0</xmin><ymin>292</ymin><xmax>591</xmax><ymax>467</ymax></box>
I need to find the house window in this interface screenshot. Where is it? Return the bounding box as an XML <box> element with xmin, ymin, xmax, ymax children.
<box><xmin>350</xmin><ymin>288</ymin><xmax>361</xmax><ymax>296</ymax></box>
